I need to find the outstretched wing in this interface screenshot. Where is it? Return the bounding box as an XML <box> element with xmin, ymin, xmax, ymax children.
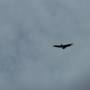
<box><xmin>53</xmin><ymin>45</ymin><xmax>62</xmax><ymax>48</ymax></box>
<box><xmin>65</xmin><ymin>43</ymin><xmax>73</xmax><ymax>47</ymax></box>
<box><xmin>62</xmin><ymin>43</ymin><xmax>73</xmax><ymax>49</ymax></box>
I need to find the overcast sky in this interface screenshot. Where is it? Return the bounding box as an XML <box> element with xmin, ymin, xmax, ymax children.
<box><xmin>0</xmin><ymin>0</ymin><xmax>90</xmax><ymax>90</ymax></box>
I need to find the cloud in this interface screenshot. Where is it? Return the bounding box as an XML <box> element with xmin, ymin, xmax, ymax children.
<box><xmin>0</xmin><ymin>0</ymin><xmax>90</xmax><ymax>90</ymax></box>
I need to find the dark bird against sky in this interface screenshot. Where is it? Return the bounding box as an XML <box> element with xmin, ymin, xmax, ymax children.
<box><xmin>53</xmin><ymin>43</ymin><xmax>73</xmax><ymax>49</ymax></box>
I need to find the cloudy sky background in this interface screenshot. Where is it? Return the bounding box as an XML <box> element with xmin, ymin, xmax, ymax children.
<box><xmin>0</xmin><ymin>0</ymin><xmax>90</xmax><ymax>89</ymax></box>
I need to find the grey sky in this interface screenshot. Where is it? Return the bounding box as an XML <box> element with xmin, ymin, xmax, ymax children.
<box><xmin>0</xmin><ymin>0</ymin><xmax>90</xmax><ymax>90</ymax></box>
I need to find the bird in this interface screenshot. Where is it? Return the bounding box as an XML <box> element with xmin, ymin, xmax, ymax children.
<box><xmin>53</xmin><ymin>43</ymin><xmax>73</xmax><ymax>49</ymax></box>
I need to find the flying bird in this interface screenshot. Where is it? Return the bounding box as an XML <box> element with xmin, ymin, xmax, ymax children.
<box><xmin>53</xmin><ymin>43</ymin><xmax>73</xmax><ymax>49</ymax></box>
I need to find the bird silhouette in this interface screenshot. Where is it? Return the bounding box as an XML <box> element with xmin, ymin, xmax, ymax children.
<box><xmin>53</xmin><ymin>43</ymin><xmax>73</xmax><ymax>49</ymax></box>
